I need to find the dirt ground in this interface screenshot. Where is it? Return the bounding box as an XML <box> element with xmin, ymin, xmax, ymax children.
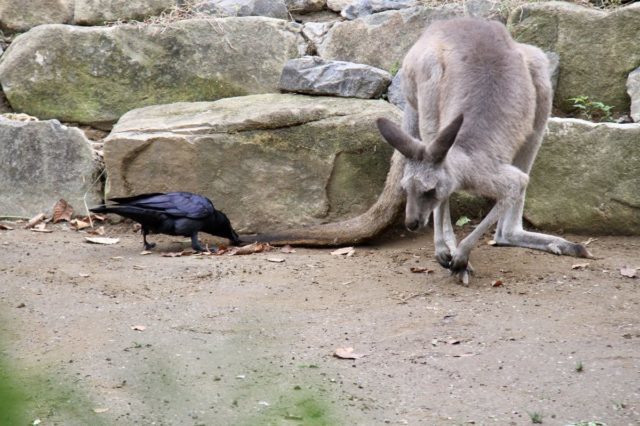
<box><xmin>0</xmin><ymin>223</ymin><xmax>638</xmax><ymax>426</ymax></box>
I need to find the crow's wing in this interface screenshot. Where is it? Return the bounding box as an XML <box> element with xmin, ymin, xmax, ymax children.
<box><xmin>108</xmin><ymin>192</ymin><xmax>214</xmax><ymax>219</ymax></box>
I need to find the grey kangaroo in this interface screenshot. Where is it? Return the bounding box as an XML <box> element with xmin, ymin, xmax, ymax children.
<box><xmin>244</xmin><ymin>17</ymin><xmax>591</xmax><ymax>283</ymax></box>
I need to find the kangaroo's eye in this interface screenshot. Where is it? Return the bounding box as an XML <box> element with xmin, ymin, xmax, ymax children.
<box><xmin>422</xmin><ymin>188</ymin><xmax>436</xmax><ymax>199</ymax></box>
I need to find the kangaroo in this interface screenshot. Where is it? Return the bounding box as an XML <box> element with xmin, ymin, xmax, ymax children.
<box><xmin>244</xmin><ymin>17</ymin><xmax>591</xmax><ymax>283</ymax></box>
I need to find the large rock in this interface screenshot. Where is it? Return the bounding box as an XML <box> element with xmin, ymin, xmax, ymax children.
<box><xmin>195</xmin><ymin>0</ymin><xmax>289</xmax><ymax>19</ymax></box>
<box><xmin>327</xmin><ymin>0</ymin><xmax>351</xmax><ymax>12</ymax></box>
<box><xmin>302</xmin><ymin>22</ymin><xmax>334</xmax><ymax>54</ymax></box>
<box><xmin>73</xmin><ymin>0</ymin><xmax>177</xmax><ymax>25</ymax></box>
<box><xmin>627</xmin><ymin>68</ymin><xmax>640</xmax><ymax>122</ymax></box>
<box><xmin>103</xmin><ymin>94</ymin><xmax>400</xmax><ymax>233</ymax></box>
<box><xmin>525</xmin><ymin>118</ymin><xmax>640</xmax><ymax>235</ymax></box>
<box><xmin>317</xmin><ymin>5</ymin><xmax>463</xmax><ymax>71</ymax></box>
<box><xmin>509</xmin><ymin>2</ymin><xmax>640</xmax><ymax>114</ymax></box>
<box><xmin>0</xmin><ymin>0</ymin><xmax>73</xmax><ymax>33</ymax></box>
<box><xmin>0</xmin><ymin>116</ymin><xmax>101</xmax><ymax>217</ymax></box>
<box><xmin>341</xmin><ymin>0</ymin><xmax>417</xmax><ymax>20</ymax></box>
<box><xmin>0</xmin><ymin>18</ymin><xmax>306</xmax><ymax>126</ymax></box>
<box><xmin>285</xmin><ymin>0</ymin><xmax>326</xmax><ymax>14</ymax></box>
<box><xmin>279</xmin><ymin>56</ymin><xmax>391</xmax><ymax>98</ymax></box>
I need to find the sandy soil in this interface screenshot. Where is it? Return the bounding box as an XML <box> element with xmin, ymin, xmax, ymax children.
<box><xmin>0</xmin><ymin>223</ymin><xmax>638</xmax><ymax>426</ymax></box>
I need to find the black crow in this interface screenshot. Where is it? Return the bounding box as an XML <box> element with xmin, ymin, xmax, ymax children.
<box><xmin>90</xmin><ymin>192</ymin><xmax>240</xmax><ymax>252</ymax></box>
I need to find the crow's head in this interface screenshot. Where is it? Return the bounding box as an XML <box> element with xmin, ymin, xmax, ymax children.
<box><xmin>206</xmin><ymin>210</ymin><xmax>241</xmax><ymax>246</ymax></box>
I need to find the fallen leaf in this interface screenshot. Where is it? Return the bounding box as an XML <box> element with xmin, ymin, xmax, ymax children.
<box><xmin>162</xmin><ymin>251</ymin><xmax>184</xmax><ymax>257</ymax></box>
<box><xmin>620</xmin><ymin>266</ymin><xmax>637</xmax><ymax>278</ymax></box>
<box><xmin>89</xmin><ymin>214</ymin><xmax>106</xmax><ymax>221</ymax></box>
<box><xmin>79</xmin><ymin>273</ymin><xmax>91</xmax><ymax>278</ymax></box>
<box><xmin>24</xmin><ymin>213</ymin><xmax>46</xmax><ymax>229</ymax></box>
<box><xmin>280</xmin><ymin>245</ymin><xmax>296</xmax><ymax>254</ymax></box>
<box><xmin>140</xmin><ymin>250</ymin><xmax>152</xmax><ymax>255</ymax></box>
<box><xmin>131</xmin><ymin>325</ymin><xmax>146</xmax><ymax>331</ymax></box>
<box><xmin>0</xmin><ymin>223</ymin><xmax>14</xmax><ymax>230</ymax></box>
<box><xmin>266</xmin><ymin>257</ymin><xmax>285</xmax><ymax>263</ymax></box>
<box><xmin>225</xmin><ymin>242</ymin><xmax>272</xmax><ymax>256</ymax></box>
<box><xmin>333</xmin><ymin>347</ymin><xmax>364</xmax><ymax>359</ymax></box>
<box><xmin>331</xmin><ymin>247</ymin><xmax>355</xmax><ymax>257</ymax></box>
<box><xmin>93</xmin><ymin>408</ymin><xmax>109</xmax><ymax>413</ymax></box>
<box><xmin>410</xmin><ymin>266</ymin><xmax>434</xmax><ymax>274</ymax></box>
<box><xmin>87</xmin><ymin>226</ymin><xmax>106</xmax><ymax>235</ymax></box>
<box><xmin>31</xmin><ymin>223</ymin><xmax>53</xmax><ymax>233</ymax></box>
<box><xmin>71</xmin><ymin>219</ymin><xmax>90</xmax><ymax>230</ymax></box>
<box><xmin>491</xmin><ymin>280</ymin><xmax>503</xmax><ymax>287</ymax></box>
<box><xmin>52</xmin><ymin>199</ymin><xmax>73</xmax><ymax>223</ymax></box>
<box><xmin>85</xmin><ymin>237</ymin><xmax>120</xmax><ymax>245</ymax></box>
<box><xmin>571</xmin><ymin>262</ymin><xmax>590</xmax><ymax>270</ymax></box>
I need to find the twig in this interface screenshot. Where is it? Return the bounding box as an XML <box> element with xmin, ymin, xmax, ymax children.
<box><xmin>24</xmin><ymin>213</ymin><xmax>46</xmax><ymax>229</ymax></box>
<box><xmin>0</xmin><ymin>216</ymin><xmax>30</xmax><ymax>221</ymax></box>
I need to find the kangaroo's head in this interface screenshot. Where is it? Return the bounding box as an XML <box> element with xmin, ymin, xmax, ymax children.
<box><xmin>376</xmin><ymin>115</ymin><xmax>463</xmax><ymax>232</ymax></box>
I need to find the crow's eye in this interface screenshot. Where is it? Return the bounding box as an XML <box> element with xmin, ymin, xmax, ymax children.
<box><xmin>422</xmin><ymin>188</ymin><xmax>436</xmax><ymax>199</ymax></box>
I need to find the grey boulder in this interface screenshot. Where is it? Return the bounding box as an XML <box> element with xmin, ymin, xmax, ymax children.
<box><xmin>103</xmin><ymin>94</ymin><xmax>400</xmax><ymax>233</ymax></box>
<box><xmin>0</xmin><ymin>116</ymin><xmax>101</xmax><ymax>217</ymax></box>
<box><xmin>279</xmin><ymin>56</ymin><xmax>391</xmax><ymax>98</ymax></box>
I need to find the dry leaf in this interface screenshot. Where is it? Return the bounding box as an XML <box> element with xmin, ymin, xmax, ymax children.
<box><xmin>225</xmin><ymin>242</ymin><xmax>272</xmax><ymax>256</ymax></box>
<box><xmin>90</xmin><ymin>214</ymin><xmax>106</xmax><ymax>221</ymax></box>
<box><xmin>266</xmin><ymin>257</ymin><xmax>285</xmax><ymax>263</ymax></box>
<box><xmin>79</xmin><ymin>273</ymin><xmax>90</xmax><ymax>278</ymax></box>
<box><xmin>52</xmin><ymin>199</ymin><xmax>73</xmax><ymax>223</ymax></box>
<box><xmin>331</xmin><ymin>247</ymin><xmax>355</xmax><ymax>256</ymax></box>
<box><xmin>71</xmin><ymin>219</ymin><xmax>90</xmax><ymax>230</ymax></box>
<box><xmin>162</xmin><ymin>251</ymin><xmax>184</xmax><ymax>257</ymax></box>
<box><xmin>31</xmin><ymin>223</ymin><xmax>53</xmax><ymax>233</ymax></box>
<box><xmin>87</xmin><ymin>226</ymin><xmax>105</xmax><ymax>236</ymax></box>
<box><xmin>0</xmin><ymin>223</ymin><xmax>14</xmax><ymax>230</ymax></box>
<box><xmin>93</xmin><ymin>408</ymin><xmax>109</xmax><ymax>414</ymax></box>
<box><xmin>85</xmin><ymin>237</ymin><xmax>120</xmax><ymax>245</ymax></box>
<box><xmin>24</xmin><ymin>213</ymin><xmax>46</xmax><ymax>229</ymax></box>
<box><xmin>620</xmin><ymin>266</ymin><xmax>637</xmax><ymax>278</ymax></box>
<box><xmin>571</xmin><ymin>262</ymin><xmax>590</xmax><ymax>270</ymax></box>
<box><xmin>491</xmin><ymin>280</ymin><xmax>503</xmax><ymax>287</ymax></box>
<box><xmin>333</xmin><ymin>347</ymin><xmax>364</xmax><ymax>359</ymax></box>
<box><xmin>131</xmin><ymin>325</ymin><xmax>146</xmax><ymax>331</ymax></box>
<box><xmin>140</xmin><ymin>250</ymin><xmax>152</xmax><ymax>255</ymax></box>
<box><xmin>280</xmin><ymin>245</ymin><xmax>296</xmax><ymax>254</ymax></box>
<box><xmin>410</xmin><ymin>267</ymin><xmax>434</xmax><ymax>274</ymax></box>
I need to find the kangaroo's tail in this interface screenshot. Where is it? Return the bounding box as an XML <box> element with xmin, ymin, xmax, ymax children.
<box><xmin>238</xmin><ymin>151</ymin><xmax>405</xmax><ymax>246</ymax></box>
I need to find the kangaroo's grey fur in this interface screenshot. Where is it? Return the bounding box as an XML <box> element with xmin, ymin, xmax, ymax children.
<box><xmin>376</xmin><ymin>17</ymin><xmax>591</xmax><ymax>283</ymax></box>
<box><xmin>243</xmin><ymin>17</ymin><xmax>591</xmax><ymax>283</ymax></box>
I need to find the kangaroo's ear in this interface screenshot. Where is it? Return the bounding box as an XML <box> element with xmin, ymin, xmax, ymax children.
<box><xmin>427</xmin><ymin>114</ymin><xmax>464</xmax><ymax>163</ymax></box>
<box><xmin>376</xmin><ymin>117</ymin><xmax>427</xmax><ymax>161</ymax></box>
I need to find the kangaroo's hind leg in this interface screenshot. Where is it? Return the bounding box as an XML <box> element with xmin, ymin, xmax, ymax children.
<box><xmin>494</xmin><ymin>45</ymin><xmax>591</xmax><ymax>258</ymax></box>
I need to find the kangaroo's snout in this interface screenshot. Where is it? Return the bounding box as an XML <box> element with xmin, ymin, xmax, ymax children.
<box><xmin>406</xmin><ymin>219</ymin><xmax>420</xmax><ymax>232</ymax></box>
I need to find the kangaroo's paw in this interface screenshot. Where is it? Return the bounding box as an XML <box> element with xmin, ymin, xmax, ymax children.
<box><xmin>449</xmin><ymin>253</ymin><xmax>474</xmax><ymax>285</ymax></box>
<box><xmin>450</xmin><ymin>266</ymin><xmax>473</xmax><ymax>285</ymax></box>
<box><xmin>435</xmin><ymin>249</ymin><xmax>453</xmax><ymax>270</ymax></box>
<box><xmin>547</xmin><ymin>242</ymin><xmax>593</xmax><ymax>258</ymax></box>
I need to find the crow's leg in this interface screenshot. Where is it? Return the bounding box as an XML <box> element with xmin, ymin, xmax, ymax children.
<box><xmin>190</xmin><ymin>233</ymin><xmax>207</xmax><ymax>252</ymax></box>
<box><xmin>142</xmin><ymin>227</ymin><xmax>156</xmax><ymax>250</ymax></box>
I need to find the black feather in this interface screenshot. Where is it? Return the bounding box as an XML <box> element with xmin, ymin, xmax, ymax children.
<box><xmin>91</xmin><ymin>192</ymin><xmax>240</xmax><ymax>252</ymax></box>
